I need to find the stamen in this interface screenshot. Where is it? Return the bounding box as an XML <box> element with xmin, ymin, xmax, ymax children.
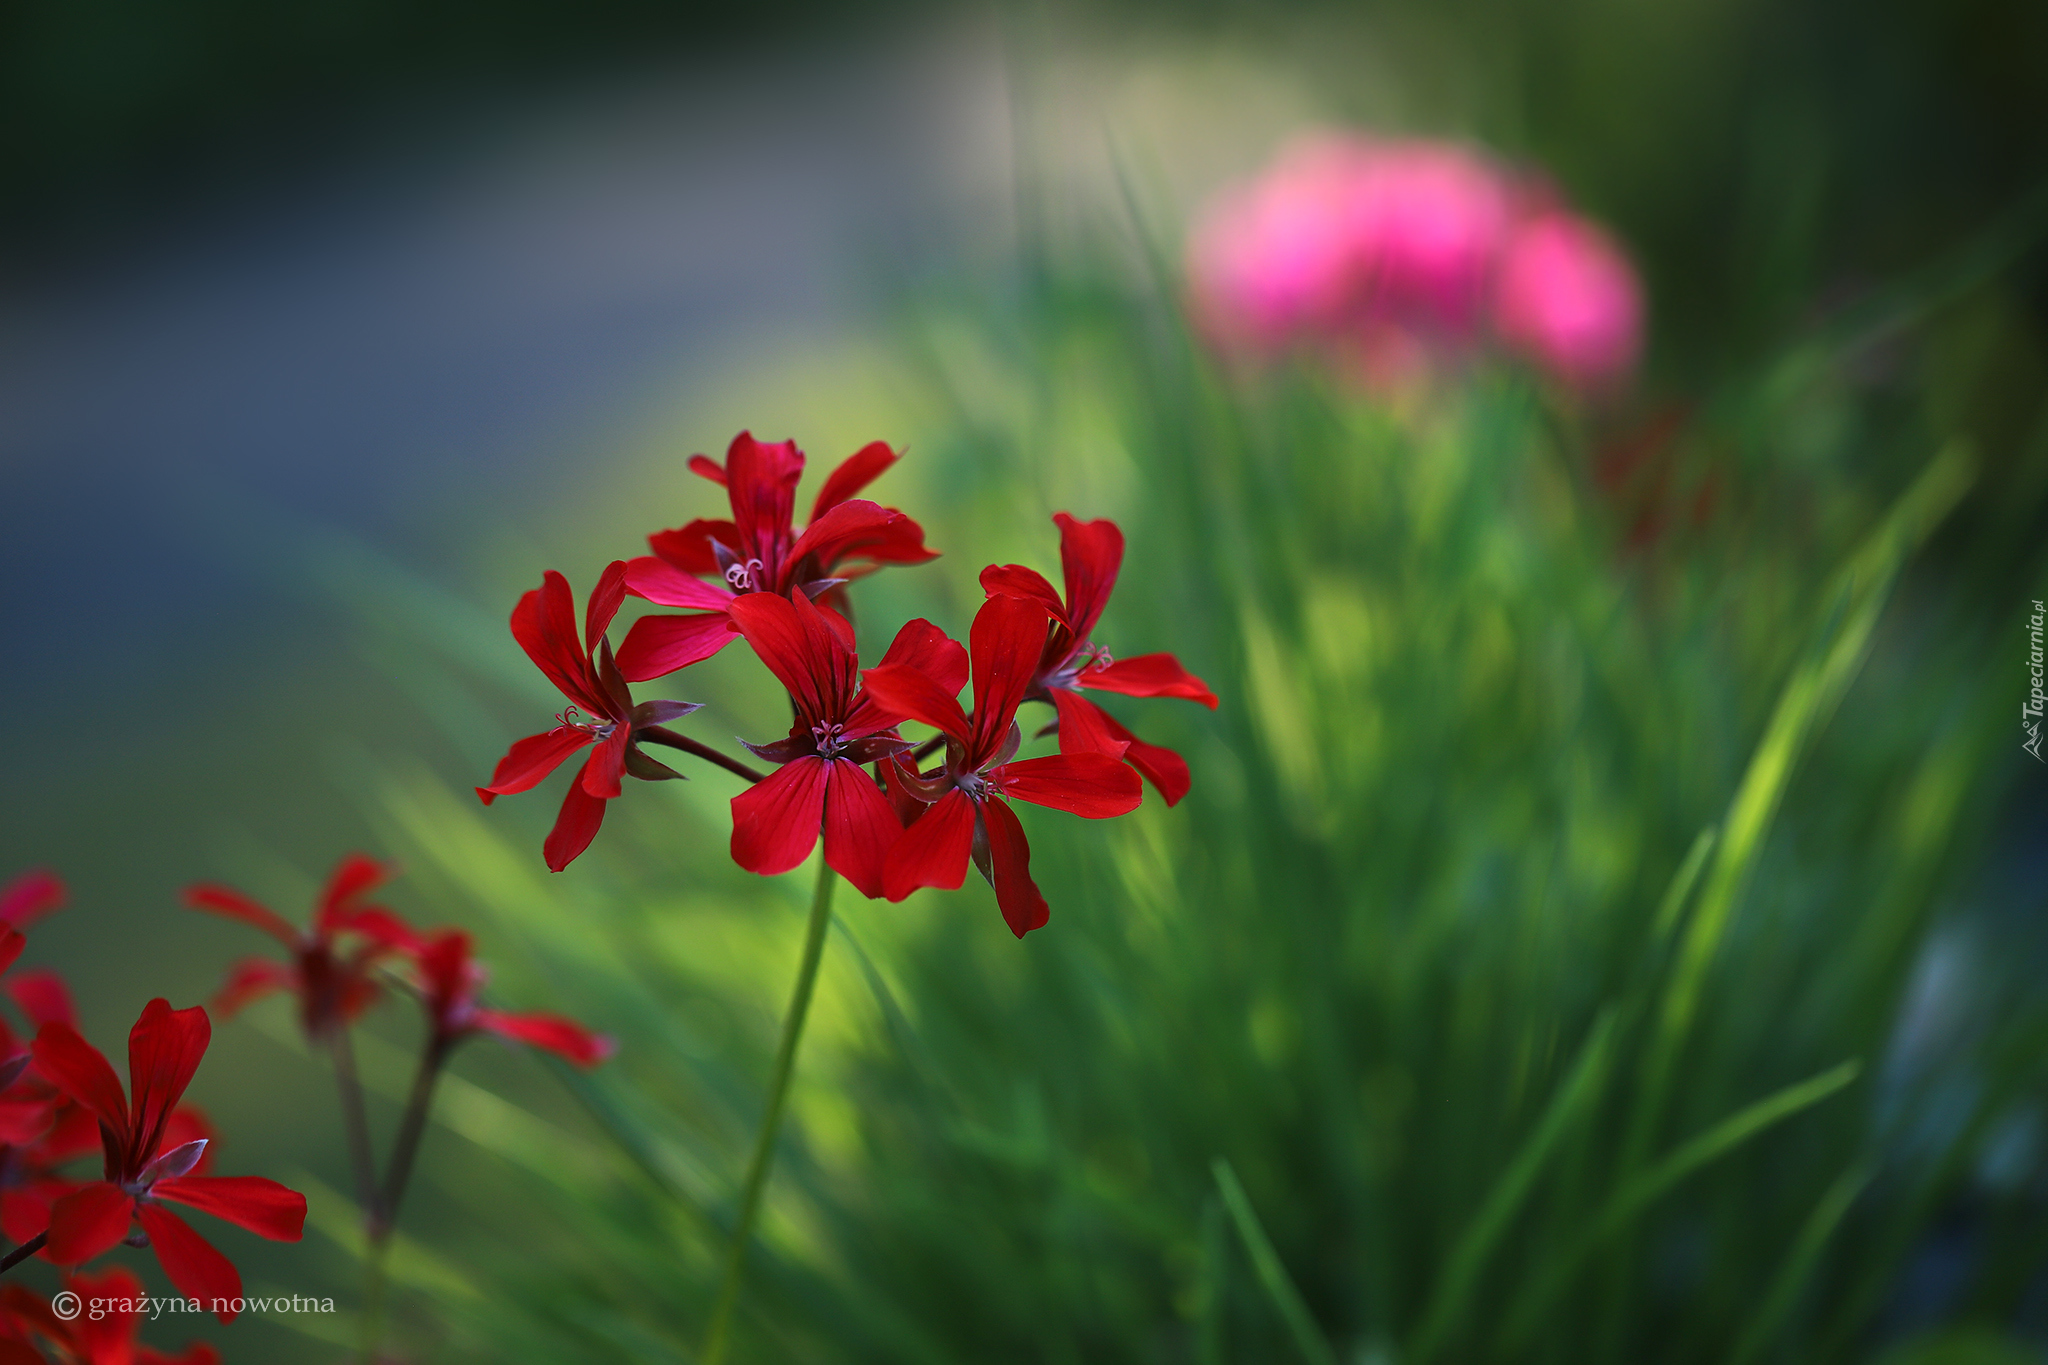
<box><xmin>811</xmin><ymin>722</ymin><xmax>847</xmax><ymax>757</ymax></box>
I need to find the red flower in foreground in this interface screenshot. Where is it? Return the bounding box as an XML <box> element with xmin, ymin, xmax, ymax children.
<box><xmin>477</xmin><ymin>563</ymin><xmax>705</xmax><ymax>871</ymax></box>
<box><xmin>725</xmin><ymin>591</ymin><xmax>966</xmax><ymax>897</ymax></box>
<box><xmin>617</xmin><ymin>431</ymin><xmax>938</xmax><ymax>680</ymax></box>
<box><xmin>183</xmin><ymin>854</ymin><xmax>420</xmax><ymax>1040</ymax></box>
<box><xmin>3</xmin><ymin>1266</ymin><xmax>219</xmax><ymax>1364</ymax></box>
<box><xmin>30</xmin><ymin>1001</ymin><xmax>305</xmax><ymax>1323</ymax></box>
<box><xmin>861</xmin><ymin>595</ymin><xmax>1144</xmax><ymax>937</ymax></box>
<box><xmin>982</xmin><ymin>514</ymin><xmax>1218</xmax><ymax>805</ymax></box>
<box><xmin>409</xmin><ymin>931</ymin><xmax>614</xmax><ymax>1067</ymax></box>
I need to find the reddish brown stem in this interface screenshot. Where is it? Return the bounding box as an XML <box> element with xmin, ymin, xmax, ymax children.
<box><xmin>638</xmin><ymin>728</ymin><xmax>767</xmax><ymax>784</ymax></box>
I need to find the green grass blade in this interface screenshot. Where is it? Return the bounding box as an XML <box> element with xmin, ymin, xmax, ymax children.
<box><xmin>1500</xmin><ymin>1059</ymin><xmax>1861</xmax><ymax>1347</ymax></box>
<box><xmin>1646</xmin><ymin>445</ymin><xmax>1972</xmax><ymax>1118</ymax></box>
<box><xmin>1212</xmin><ymin>1158</ymin><xmax>1340</xmax><ymax>1365</ymax></box>
<box><xmin>1729</xmin><ymin>1157</ymin><xmax>1875</xmax><ymax>1365</ymax></box>
<box><xmin>1407</xmin><ymin>1009</ymin><xmax>1619</xmax><ymax>1364</ymax></box>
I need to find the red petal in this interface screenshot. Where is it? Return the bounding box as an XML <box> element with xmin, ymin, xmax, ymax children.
<box><xmin>127</xmin><ymin>1000</ymin><xmax>210</xmax><ymax>1174</ymax></box>
<box><xmin>0</xmin><ymin>930</ymin><xmax>23</xmax><ymax>981</ymax></box>
<box><xmin>475</xmin><ymin>727</ymin><xmax>595</xmax><ymax>802</ymax></box>
<box><xmin>415</xmin><ymin>931</ymin><xmax>474</xmax><ymax>1007</ymax></box>
<box><xmin>142</xmin><ymin>1343</ymin><xmax>222</xmax><ymax>1365</ymax></box>
<box><xmin>543</xmin><ymin>782</ymin><xmax>608</xmax><ymax>872</ymax></box>
<box><xmin>882</xmin><ymin>789</ymin><xmax>976</xmax><ymax>901</ymax></box>
<box><xmin>209</xmin><ymin>959</ymin><xmax>294</xmax><ymax>1020</ymax></box>
<box><xmin>1049</xmin><ymin>689</ymin><xmax>1129</xmax><ymax>759</ymax></box>
<box><xmin>135</xmin><ymin>1204</ymin><xmax>240</xmax><ymax>1322</ymax></box>
<box><xmin>859</xmin><ymin>664</ymin><xmax>971</xmax><ymax>748</ymax></box>
<box><xmin>981</xmin><ymin>798</ymin><xmax>1050</xmax><ymax>937</ymax></box>
<box><xmin>822</xmin><ymin>759</ymin><xmax>901</xmax><ymax>899</ymax></box>
<box><xmin>1081</xmin><ymin>702</ymin><xmax>1192</xmax><ymax>806</ymax></box>
<box><xmin>967</xmin><ymin>595</ymin><xmax>1050</xmax><ymax>766</ymax></box>
<box><xmin>651</xmin><ymin>515</ymin><xmax>741</xmax><ymax>573</ymax></box>
<box><xmin>730</xmin><ymin>757</ymin><xmax>830</xmax><ymax>878</ymax></box>
<box><xmin>725</xmin><ymin>431</ymin><xmax>805</xmax><ymax>557</ymax></box>
<box><xmin>510</xmin><ymin>582</ymin><xmax>606</xmax><ymax>716</ymax></box>
<box><xmin>979</xmin><ymin>563</ymin><xmax>1070</xmax><ymax>628</ymax></box>
<box><xmin>994</xmin><ymin>753</ymin><xmax>1143</xmax><ymax>818</ymax></box>
<box><xmin>811</xmin><ymin>440</ymin><xmax>898</xmax><ymax>520</ymax></box>
<box><xmin>470</xmin><ymin>1010</ymin><xmax>615</xmax><ymax>1067</ymax></box>
<box><xmin>623</xmin><ymin>554</ymin><xmax>734</xmax><ymax>610</ymax></box>
<box><xmin>345</xmin><ymin>908</ymin><xmax>424</xmax><ymax>956</ymax></box>
<box><xmin>0</xmin><ymin>870</ymin><xmax>64</xmax><ymax>929</ymax></box>
<box><xmin>1053</xmin><ymin>513</ymin><xmax>1125</xmax><ymax>641</ymax></box>
<box><xmin>0</xmin><ymin>1098</ymin><xmax>52</xmax><ymax>1146</ymax></box>
<box><xmin>31</xmin><ymin>1023</ymin><xmax>127</xmax><ymax>1134</ymax></box>
<box><xmin>2</xmin><ymin>1180</ymin><xmax>71</xmax><ymax>1248</ymax></box>
<box><xmin>688</xmin><ymin>453</ymin><xmax>728</xmax><ymax>484</ymax></box>
<box><xmin>579</xmin><ymin>728</ymin><xmax>629</xmax><ymax>801</ymax></box>
<box><xmin>780</xmin><ymin>499</ymin><xmax>900</xmax><ymax>587</ymax></box>
<box><xmin>876</xmin><ymin>618</ymin><xmax>969</xmax><ymax>697</ymax></box>
<box><xmin>45</xmin><ymin>1183</ymin><xmax>133</xmax><ymax>1264</ymax></box>
<box><xmin>312</xmin><ymin>854</ymin><xmax>392</xmax><ymax>935</ymax></box>
<box><xmin>648</xmin><ymin>517</ymin><xmax>741</xmax><ymax>575</ymax></box>
<box><xmin>727</xmin><ymin>591</ymin><xmax>851</xmax><ymax>725</ymax></box>
<box><xmin>584</xmin><ymin>560</ymin><xmax>629</xmax><ymax>653</ymax></box>
<box><xmin>1078</xmin><ymin>652</ymin><xmax>1219</xmax><ymax>707</ymax></box>
<box><xmin>68</xmin><ymin>1264</ymin><xmax>144</xmax><ymax>1361</ymax></box>
<box><xmin>152</xmin><ymin>1176</ymin><xmax>305</xmax><ymax>1241</ymax></box>
<box><xmin>180</xmin><ymin>886</ymin><xmax>297</xmax><ymax>946</ymax></box>
<box><xmin>616</xmin><ymin>612</ymin><xmax>738</xmax><ymax>682</ymax></box>
<box><xmin>0</xmin><ymin>1339</ymin><xmax>49</xmax><ymax>1365</ymax></box>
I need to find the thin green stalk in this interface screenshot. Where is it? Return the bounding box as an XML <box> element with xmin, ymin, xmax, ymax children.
<box><xmin>1407</xmin><ymin>1010</ymin><xmax>1617</xmax><ymax>1365</ymax></box>
<box><xmin>363</xmin><ymin>1031</ymin><xmax>449</xmax><ymax>1364</ymax></box>
<box><xmin>1212</xmin><ymin>1158</ymin><xmax>1338</xmax><ymax>1365</ymax></box>
<box><xmin>331</xmin><ymin>1028</ymin><xmax>381</xmax><ymax>1227</ymax></box>
<box><xmin>1497</xmin><ymin>1059</ymin><xmax>1861</xmax><ymax>1350</ymax></box>
<box><xmin>702</xmin><ymin>859</ymin><xmax>839</xmax><ymax>1365</ymax></box>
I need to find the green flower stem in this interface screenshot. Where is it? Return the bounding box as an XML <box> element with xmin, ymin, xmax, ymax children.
<box><xmin>361</xmin><ymin>1031</ymin><xmax>449</xmax><ymax>1365</ymax></box>
<box><xmin>331</xmin><ymin>1028</ymin><xmax>381</xmax><ymax>1227</ymax></box>
<box><xmin>702</xmin><ymin>858</ymin><xmax>839</xmax><ymax>1365</ymax></box>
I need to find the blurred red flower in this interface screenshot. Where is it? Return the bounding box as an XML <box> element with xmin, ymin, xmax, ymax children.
<box><xmin>183</xmin><ymin>854</ymin><xmax>420</xmax><ymax>1041</ymax></box>
<box><xmin>2</xmin><ymin>1266</ymin><xmax>219</xmax><ymax>1364</ymax></box>
<box><xmin>408</xmin><ymin>931</ymin><xmax>613</xmax><ymax>1067</ymax></box>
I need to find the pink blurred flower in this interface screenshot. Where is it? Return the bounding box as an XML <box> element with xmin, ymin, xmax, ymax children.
<box><xmin>1186</xmin><ymin>134</ymin><xmax>1511</xmax><ymax>354</ymax></box>
<box><xmin>1184</xmin><ymin>130</ymin><xmax>1645</xmax><ymax>396</ymax></box>
<box><xmin>1493</xmin><ymin>212</ymin><xmax>1643</xmax><ymax>392</ymax></box>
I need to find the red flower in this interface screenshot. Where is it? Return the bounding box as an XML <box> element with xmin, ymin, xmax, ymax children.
<box><xmin>981</xmin><ymin>514</ymin><xmax>1218</xmax><ymax>805</ymax></box>
<box><xmin>410</xmin><ymin>931</ymin><xmax>614</xmax><ymax>1067</ymax></box>
<box><xmin>861</xmin><ymin>595</ymin><xmax>1144</xmax><ymax>937</ymax></box>
<box><xmin>616</xmin><ymin>431</ymin><xmax>937</xmax><ymax>680</ymax></box>
<box><xmin>476</xmin><ymin>563</ymin><xmax>706</xmax><ymax>871</ymax></box>
<box><xmin>1</xmin><ymin>1267</ymin><xmax>220</xmax><ymax>1364</ymax></box>
<box><xmin>724</xmin><ymin>591</ymin><xmax>966</xmax><ymax>897</ymax></box>
<box><xmin>29</xmin><ymin>1001</ymin><xmax>305</xmax><ymax>1324</ymax></box>
<box><xmin>182</xmin><ymin>854</ymin><xmax>420</xmax><ymax>1041</ymax></box>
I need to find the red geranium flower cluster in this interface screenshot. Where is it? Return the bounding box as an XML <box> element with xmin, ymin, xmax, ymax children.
<box><xmin>479</xmin><ymin>430</ymin><xmax>1217</xmax><ymax>936</ymax></box>
<box><xmin>0</xmin><ymin>870</ymin><xmax>307</xmax><ymax>1358</ymax></box>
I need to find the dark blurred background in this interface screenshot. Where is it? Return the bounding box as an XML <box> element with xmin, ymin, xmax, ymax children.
<box><xmin>1</xmin><ymin>0</ymin><xmax>2045</xmax><ymax>1359</ymax></box>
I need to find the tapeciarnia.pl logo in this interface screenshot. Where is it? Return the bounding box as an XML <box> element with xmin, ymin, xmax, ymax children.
<box><xmin>2026</xmin><ymin>598</ymin><xmax>2045</xmax><ymax>762</ymax></box>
